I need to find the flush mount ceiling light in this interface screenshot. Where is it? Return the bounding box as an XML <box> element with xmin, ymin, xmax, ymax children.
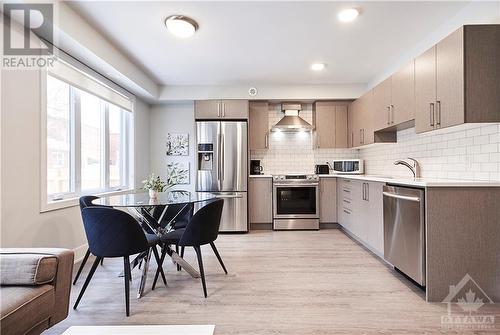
<box><xmin>338</xmin><ymin>8</ymin><xmax>359</xmax><ymax>22</ymax></box>
<box><xmin>311</xmin><ymin>63</ymin><xmax>326</xmax><ymax>71</ymax></box>
<box><xmin>165</xmin><ymin>15</ymin><xmax>198</xmax><ymax>38</ymax></box>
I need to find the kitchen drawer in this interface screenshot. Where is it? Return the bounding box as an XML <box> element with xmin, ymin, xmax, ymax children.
<box><xmin>341</xmin><ymin>197</ymin><xmax>353</xmax><ymax>210</ymax></box>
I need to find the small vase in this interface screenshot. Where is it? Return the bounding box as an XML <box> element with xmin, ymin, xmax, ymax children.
<box><xmin>149</xmin><ymin>189</ymin><xmax>158</xmax><ymax>199</ymax></box>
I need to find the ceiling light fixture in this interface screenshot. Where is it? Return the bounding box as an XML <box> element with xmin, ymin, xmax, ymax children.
<box><xmin>338</xmin><ymin>8</ymin><xmax>359</xmax><ymax>23</ymax></box>
<box><xmin>311</xmin><ymin>63</ymin><xmax>326</xmax><ymax>71</ymax></box>
<box><xmin>165</xmin><ymin>15</ymin><xmax>198</xmax><ymax>38</ymax></box>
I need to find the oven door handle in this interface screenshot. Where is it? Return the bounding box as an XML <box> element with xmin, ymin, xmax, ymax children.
<box><xmin>273</xmin><ymin>183</ymin><xmax>319</xmax><ymax>187</ymax></box>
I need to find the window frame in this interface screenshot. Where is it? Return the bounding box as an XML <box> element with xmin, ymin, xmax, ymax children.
<box><xmin>40</xmin><ymin>70</ymin><xmax>133</xmax><ymax>212</ymax></box>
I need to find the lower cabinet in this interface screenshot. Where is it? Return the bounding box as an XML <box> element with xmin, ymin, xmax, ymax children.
<box><xmin>319</xmin><ymin>177</ymin><xmax>337</xmax><ymax>223</ymax></box>
<box><xmin>249</xmin><ymin>177</ymin><xmax>273</xmax><ymax>223</ymax></box>
<box><xmin>337</xmin><ymin>178</ymin><xmax>385</xmax><ymax>256</ymax></box>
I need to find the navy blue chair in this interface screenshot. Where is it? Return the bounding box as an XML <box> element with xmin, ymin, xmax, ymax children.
<box><xmin>73</xmin><ymin>195</ymin><xmax>106</xmax><ymax>285</ymax></box>
<box><xmin>153</xmin><ymin>199</ymin><xmax>226</xmax><ymax>298</ymax></box>
<box><xmin>73</xmin><ymin>207</ymin><xmax>166</xmax><ymax>316</ymax></box>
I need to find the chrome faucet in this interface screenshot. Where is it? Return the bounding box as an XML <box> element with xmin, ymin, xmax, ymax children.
<box><xmin>394</xmin><ymin>158</ymin><xmax>420</xmax><ymax>178</ymax></box>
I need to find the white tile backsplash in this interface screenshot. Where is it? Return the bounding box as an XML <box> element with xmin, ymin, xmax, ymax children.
<box><xmin>251</xmin><ymin>105</ymin><xmax>500</xmax><ymax>181</ymax></box>
<box><xmin>359</xmin><ymin>123</ymin><xmax>500</xmax><ymax>181</ymax></box>
<box><xmin>250</xmin><ymin>104</ymin><xmax>358</xmax><ymax>174</ymax></box>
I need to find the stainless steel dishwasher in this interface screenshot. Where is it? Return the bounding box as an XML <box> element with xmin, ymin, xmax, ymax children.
<box><xmin>383</xmin><ymin>185</ymin><xmax>425</xmax><ymax>286</ymax></box>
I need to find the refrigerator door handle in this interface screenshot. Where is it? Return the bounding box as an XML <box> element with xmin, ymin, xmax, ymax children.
<box><xmin>221</xmin><ymin>133</ymin><xmax>225</xmax><ymax>181</ymax></box>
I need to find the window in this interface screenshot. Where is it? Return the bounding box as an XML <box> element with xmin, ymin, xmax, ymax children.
<box><xmin>44</xmin><ymin>74</ymin><xmax>131</xmax><ymax>203</ymax></box>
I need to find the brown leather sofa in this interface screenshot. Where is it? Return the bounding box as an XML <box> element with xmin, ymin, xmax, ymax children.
<box><xmin>0</xmin><ymin>248</ymin><xmax>74</xmax><ymax>335</ymax></box>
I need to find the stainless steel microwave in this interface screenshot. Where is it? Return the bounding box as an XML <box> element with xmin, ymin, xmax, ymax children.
<box><xmin>328</xmin><ymin>159</ymin><xmax>364</xmax><ymax>174</ymax></box>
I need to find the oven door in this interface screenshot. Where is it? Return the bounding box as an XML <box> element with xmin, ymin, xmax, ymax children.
<box><xmin>273</xmin><ymin>184</ymin><xmax>319</xmax><ymax>219</ymax></box>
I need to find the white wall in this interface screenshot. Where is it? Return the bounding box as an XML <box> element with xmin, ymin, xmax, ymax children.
<box><xmin>0</xmin><ymin>21</ymin><xmax>151</xmax><ymax>256</ymax></box>
<box><xmin>149</xmin><ymin>102</ymin><xmax>196</xmax><ymax>192</ymax></box>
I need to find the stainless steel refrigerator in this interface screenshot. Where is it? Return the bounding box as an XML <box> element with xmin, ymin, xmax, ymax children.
<box><xmin>196</xmin><ymin>121</ymin><xmax>248</xmax><ymax>232</ymax></box>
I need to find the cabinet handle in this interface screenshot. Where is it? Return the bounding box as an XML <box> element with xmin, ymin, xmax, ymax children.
<box><xmin>343</xmin><ymin>199</ymin><xmax>351</xmax><ymax>204</ymax></box>
<box><xmin>362</xmin><ymin>183</ymin><xmax>366</xmax><ymax>200</ymax></box>
<box><xmin>390</xmin><ymin>105</ymin><xmax>394</xmax><ymax>124</ymax></box>
<box><xmin>217</xmin><ymin>102</ymin><xmax>221</xmax><ymax>117</ymax></box>
<box><xmin>351</xmin><ymin>132</ymin><xmax>354</xmax><ymax>147</ymax></box>
<box><xmin>222</xmin><ymin>102</ymin><xmax>225</xmax><ymax>117</ymax></box>
<box><xmin>387</xmin><ymin>106</ymin><xmax>391</xmax><ymax>125</ymax></box>
<box><xmin>429</xmin><ymin>102</ymin><xmax>435</xmax><ymax>127</ymax></box>
<box><xmin>436</xmin><ymin>101</ymin><xmax>441</xmax><ymax>126</ymax></box>
<box><xmin>359</xmin><ymin>129</ymin><xmax>362</xmax><ymax>144</ymax></box>
<box><xmin>265</xmin><ymin>133</ymin><xmax>269</xmax><ymax>148</ymax></box>
<box><xmin>366</xmin><ymin>183</ymin><xmax>369</xmax><ymax>201</ymax></box>
<box><xmin>343</xmin><ymin>209</ymin><xmax>351</xmax><ymax>215</ymax></box>
<box><xmin>343</xmin><ymin>189</ymin><xmax>350</xmax><ymax>193</ymax></box>
<box><xmin>317</xmin><ymin>133</ymin><xmax>320</xmax><ymax>148</ymax></box>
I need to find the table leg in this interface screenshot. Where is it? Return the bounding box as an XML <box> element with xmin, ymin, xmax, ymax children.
<box><xmin>166</xmin><ymin>246</ymin><xmax>200</xmax><ymax>278</ymax></box>
<box><xmin>137</xmin><ymin>248</ymin><xmax>152</xmax><ymax>299</ymax></box>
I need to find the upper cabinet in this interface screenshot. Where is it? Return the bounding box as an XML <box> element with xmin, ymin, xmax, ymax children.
<box><xmin>415</xmin><ymin>25</ymin><xmax>500</xmax><ymax>133</ymax></box>
<box><xmin>313</xmin><ymin>102</ymin><xmax>348</xmax><ymax>148</ymax></box>
<box><xmin>372</xmin><ymin>61</ymin><xmax>415</xmax><ymax>131</ymax></box>
<box><xmin>391</xmin><ymin>61</ymin><xmax>415</xmax><ymax>125</ymax></box>
<box><xmin>249</xmin><ymin>101</ymin><xmax>269</xmax><ymax>150</ymax></box>
<box><xmin>195</xmin><ymin>100</ymin><xmax>249</xmax><ymax>119</ymax></box>
<box><xmin>372</xmin><ymin>77</ymin><xmax>392</xmax><ymax>130</ymax></box>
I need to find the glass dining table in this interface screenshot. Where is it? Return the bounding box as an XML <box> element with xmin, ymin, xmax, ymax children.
<box><xmin>92</xmin><ymin>190</ymin><xmax>217</xmax><ymax>298</ymax></box>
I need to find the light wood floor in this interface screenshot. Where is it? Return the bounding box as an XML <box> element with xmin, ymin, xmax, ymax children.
<box><xmin>46</xmin><ymin>230</ymin><xmax>500</xmax><ymax>334</ymax></box>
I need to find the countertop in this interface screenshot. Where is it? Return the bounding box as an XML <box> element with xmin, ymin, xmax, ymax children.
<box><xmin>249</xmin><ymin>173</ymin><xmax>499</xmax><ymax>187</ymax></box>
<box><xmin>318</xmin><ymin>174</ymin><xmax>500</xmax><ymax>187</ymax></box>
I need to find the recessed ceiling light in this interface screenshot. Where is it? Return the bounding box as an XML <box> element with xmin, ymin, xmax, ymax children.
<box><xmin>165</xmin><ymin>15</ymin><xmax>198</xmax><ymax>38</ymax></box>
<box><xmin>311</xmin><ymin>63</ymin><xmax>326</xmax><ymax>71</ymax></box>
<box><xmin>338</xmin><ymin>8</ymin><xmax>359</xmax><ymax>23</ymax></box>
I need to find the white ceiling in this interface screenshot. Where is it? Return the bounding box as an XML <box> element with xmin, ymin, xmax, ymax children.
<box><xmin>69</xmin><ymin>1</ymin><xmax>472</xmax><ymax>87</ymax></box>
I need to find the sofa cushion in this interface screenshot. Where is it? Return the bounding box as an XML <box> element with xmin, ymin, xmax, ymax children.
<box><xmin>0</xmin><ymin>285</ymin><xmax>55</xmax><ymax>335</ymax></box>
<box><xmin>0</xmin><ymin>251</ymin><xmax>58</xmax><ymax>285</ymax></box>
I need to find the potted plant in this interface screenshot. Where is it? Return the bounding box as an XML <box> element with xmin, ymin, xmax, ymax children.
<box><xmin>142</xmin><ymin>173</ymin><xmax>168</xmax><ymax>199</ymax></box>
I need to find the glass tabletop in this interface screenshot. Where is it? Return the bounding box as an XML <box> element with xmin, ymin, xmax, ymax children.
<box><xmin>92</xmin><ymin>190</ymin><xmax>217</xmax><ymax>207</ymax></box>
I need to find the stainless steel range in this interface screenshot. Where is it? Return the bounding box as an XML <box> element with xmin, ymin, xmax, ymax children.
<box><xmin>272</xmin><ymin>174</ymin><xmax>319</xmax><ymax>230</ymax></box>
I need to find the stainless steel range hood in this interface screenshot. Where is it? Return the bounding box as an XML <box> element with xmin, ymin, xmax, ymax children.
<box><xmin>272</xmin><ymin>103</ymin><xmax>314</xmax><ymax>132</ymax></box>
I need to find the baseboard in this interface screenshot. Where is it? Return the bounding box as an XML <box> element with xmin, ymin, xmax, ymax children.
<box><xmin>249</xmin><ymin>222</ymin><xmax>273</xmax><ymax>230</ymax></box>
<box><xmin>73</xmin><ymin>243</ymin><xmax>89</xmax><ymax>264</ymax></box>
<box><xmin>320</xmin><ymin>222</ymin><xmax>340</xmax><ymax>229</ymax></box>
<box><xmin>250</xmin><ymin>222</ymin><xmax>340</xmax><ymax>230</ymax></box>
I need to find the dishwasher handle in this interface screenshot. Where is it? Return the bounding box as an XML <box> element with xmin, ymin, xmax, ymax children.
<box><xmin>383</xmin><ymin>191</ymin><xmax>421</xmax><ymax>202</ymax></box>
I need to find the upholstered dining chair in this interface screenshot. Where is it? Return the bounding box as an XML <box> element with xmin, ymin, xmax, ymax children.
<box><xmin>152</xmin><ymin>199</ymin><xmax>226</xmax><ymax>298</ymax></box>
<box><xmin>73</xmin><ymin>195</ymin><xmax>106</xmax><ymax>285</ymax></box>
<box><xmin>73</xmin><ymin>207</ymin><xmax>166</xmax><ymax>316</ymax></box>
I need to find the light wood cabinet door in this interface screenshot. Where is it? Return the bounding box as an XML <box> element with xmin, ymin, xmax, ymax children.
<box><xmin>363</xmin><ymin>181</ymin><xmax>384</xmax><ymax>255</ymax></box>
<box><xmin>347</xmin><ymin>100</ymin><xmax>358</xmax><ymax>148</ymax></box>
<box><xmin>221</xmin><ymin>100</ymin><xmax>249</xmax><ymax>119</ymax></box>
<box><xmin>415</xmin><ymin>46</ymin><xmax>437</xmax><ymax>133</ymax></box>
<box><xmin>436</xmin><ymin>27</ymin><xmax>464</xmax><ymax>130</ymax></box>
<box><xmin>372</xmin><ymin>77</ymin><xmax>392</xmax><ymax>130</ymax></box>
<box><xmin>249</xmin><ymin>102</ymin><xmax>269</xmax><ymax>150</ymax></box>
<box><xmin>314</xmin><ymin>102</ymin><xmax>336</xmax><ymax>148</ymax></box>
<box><xmin>249</xmin><ymin>177</ymin><xmax>273</xmax><ymax>223</ymax></box>
<box><xmin>392</xmin><ymin>60</ymin><xmax>415</xmax><ymax>124</ymax></box>
<box><xmin>319</xmin><ymin>177</ymin><xmax>337</xmax><ymax>223</ymax></box>
<box><xmin>359</xmin><ymin>91</ymin><xmax>374</xmax><ymax>145</ymax></box>
<box><xmin>195</xmin><ymin>100</ymin><xmax>221</xmax><ymax>119</ymax></box>
<box><xmin>335</xmin><ymin>105</ymin><xmax>348</xmax><ymax>148</ymax></box>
